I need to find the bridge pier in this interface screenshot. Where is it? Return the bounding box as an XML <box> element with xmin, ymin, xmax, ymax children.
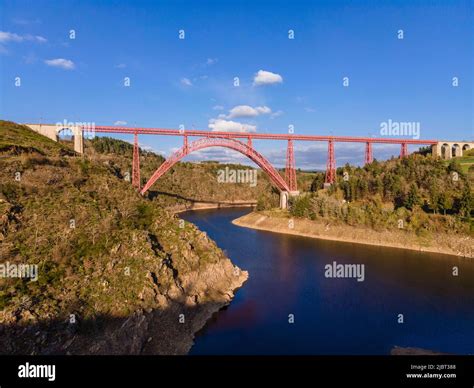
<box><xmin>400</xmin><ymin>142</ymin><xmax>408</xmax><ymax>158</ymax></box>
<box><xmin>285</xmin><ymin>139</ymin><xmax>297</xmax><ymax>192</ymax></box>
<box><xmin>325</xmin><ymin>140</ymin><xmax>336</xmax><ymax>184</ymax></box>
<box><xmin>73</xmin><ymin>127</ymin><xmax>84</xmax><ymax>154</ymax></box>
<box><xmin>132</xmin><ymin>133</ymin><xmax>140</xmax><ymax>189</ymax></box>
<box><xmin>280</xmin><ymin>191</ymin><xmax>289</xmax><ymax>209</ymax></box>
<box><xmin>364</xmin><ymin>142</ymin><xmax>373</xmax><ymax>165</ymax></box>
<box><xmin>279</xmin><ymin>190</ymin><xmax>300</xmax><ymax>209</ymax></box>
<box><xmin>431</xmin><ymin>143</ymin><xmax>441</xmax><ymax>158</ymax></box>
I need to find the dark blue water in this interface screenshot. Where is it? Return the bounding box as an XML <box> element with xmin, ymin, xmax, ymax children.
<box><xmin>181</xmin><ymin>208</ymin><xmax>474</xmax><ymax>355</ymax></box>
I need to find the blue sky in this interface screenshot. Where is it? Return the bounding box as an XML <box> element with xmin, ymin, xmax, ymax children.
<box><xmin>1</xmin><ymin>0</ymin><xmax>473</xmax><ymax>169</ymax></box>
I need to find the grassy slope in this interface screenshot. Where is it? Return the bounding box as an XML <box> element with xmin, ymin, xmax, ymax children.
<box><xmin>447</xmin><ymin>149</ymin><xmax>474</xmax><ymax>176</ymax></box>
<box><xmin>0</xmin><ymin>121</ymin><xmax>75</xmax><ymax>156</ymax></box>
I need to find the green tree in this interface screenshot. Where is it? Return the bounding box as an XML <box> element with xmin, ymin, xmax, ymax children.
<box><xmin>340</xmin><ymin>181</ymin><xmax>351</xmax><ymax>201</ymax></box>
<box><xmin>310</xmin><ymin>174</ymin><xmax>324</xmax><ymax>192</ymax></box>
<box><xmin>428</xmin><ymin>183</ymin><xmax>440</xmax><ymax>214</ymax></box>
<box><xmin>404</xmin><ymin>183</ymin><xmax>421</xmax><ymax>210</ymax></box>
<box><xmin>290</xmin><ymin>195</ymin><xmax>312</xmax><ymax>217</ymax></box>
<box><xmin>372</xmin><ymin>177</ymin><xmax>383</xmax><ymax>197</ymax></box>
<box><xmin>349</xmin><ymin>179</ymin><xmax>357</xmax><ymax>201</ymax></box>
<box><xmin>458</xmin><ymin>185</ymin><xmax>472</xmax><ymax>217</ymax></box>
<box><xmin>357</xmin><ymin>177</ymin><xmax>369</xmax><ymax>199</ymax></box>
<box><xmin>438</xmin><ymin>191</ymin><xmax>454</xmax><ymax>215</ymax></box>
<box><xmin>256</xmin><ymin>196</ymin><xmax>266</xmax><ymax>211</ymax></box>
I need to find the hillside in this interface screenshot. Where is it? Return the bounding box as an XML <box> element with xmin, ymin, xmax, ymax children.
<box><xmin>0</xmin><ymin>121</ymin><xmax>248</xmax><ymax>354</ymax></box>
<box><xmin>308</xmin><ymin>154</ymin><xmax>473</xmax><ymax>219</ymax></box>
<box><xmin>445</xmin><ymin>148</ymin><xmax>474</xmax><ymax>177</ymax></box>
<box><xmin>238</xmin><ymin>152</ymin><xmax>473</xmax><ymax>257</ymax></box>
<box><xmin>0</xmin><ymin>122</ymin><xmax>75</xmax><ymax>157</ymax></box>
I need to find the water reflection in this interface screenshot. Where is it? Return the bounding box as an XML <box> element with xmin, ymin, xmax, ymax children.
<box><xmin>182</xmin><ymin>208</ymin><xmax>474</xmax><ymax>355</ymax></box>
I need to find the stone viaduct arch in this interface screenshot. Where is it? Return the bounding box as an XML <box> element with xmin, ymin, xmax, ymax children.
<box><xmin>432</xmin><ymin>141</ymin><xmax>474</xmax><ymax>160</ymax></box>
<box><xmin>25</xmin><ymin>124</ymin><xmax>84</xmax><ymax>153</ymax></box>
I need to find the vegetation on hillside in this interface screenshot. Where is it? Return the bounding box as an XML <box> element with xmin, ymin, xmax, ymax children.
<box><xmin>0</xmin><ymin>121</ymin><xmax>75</xmax><ymax>157</ymax></box>
<box><xmin>0</xmin><ymin>121</ymin><xmax>246</xmax><ymax>354</ymax></box>
<box><xmin>289</xmin><ymin>154</ymin><xmax>473</xmax><ymax>237</ymax></box>
<box><xmin>448</xmin><ymin>148</ymin><xmax>474</xmax><ymax>176</ymax></box>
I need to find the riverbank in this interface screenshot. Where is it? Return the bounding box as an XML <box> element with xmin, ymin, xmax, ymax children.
<box><xmin>172</xmin><ymin>200</ymin><xmax>256</xmax><ymax>214</ymax></box>
<box><xmin>142</xmin><ymin>260</ymin><xmax>248</xmax><ymax>355</ymax></box>
<box><xmin>69</xmin><ymin>257</ymin><xmax>249</xmax><ymax>355</ymax></box>
<box><xmin>232</xmin><ymin>211</ymin><xmax>473</xmax><ymax>258</ymax></box>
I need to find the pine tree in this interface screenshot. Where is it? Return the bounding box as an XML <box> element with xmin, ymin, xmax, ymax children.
<box><xmin>404</xmin><ymin>183</ymin><xmax>421</xmax><ymax>210</ymax></box>
<box><xmin>428</xmin><ymin>182</ymin><xmax>439</xmax><ymax>214</ymax></box>
<box><xmin>458</xmin><ymin>185</ymin><xmax>472</xmax><ymax>217</ymax></box>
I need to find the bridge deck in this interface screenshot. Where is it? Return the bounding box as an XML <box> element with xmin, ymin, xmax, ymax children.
<box><xmin>91</xmin><ymin>126</ymin><xmax>438</xmax><ymax>145</ymax></box>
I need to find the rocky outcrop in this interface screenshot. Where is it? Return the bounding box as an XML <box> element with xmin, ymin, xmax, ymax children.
<box><xmin>0</xmin><ymin>227</ymin><xmax>247</xmax><ymax>355</ymax></box>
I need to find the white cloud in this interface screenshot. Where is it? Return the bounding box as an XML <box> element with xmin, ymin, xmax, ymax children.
<box><xmin>115</xmin><ymin>63</ymin><xmax>126</xmax><ymax>69</ymax></box>
<box><xmin>209</xmin><ymin>118</ymin><xmax>257</xmax><ymax>133</ymax></box>
<box><xmin>125</xmin><ymin>140</ymin><xmax>163</xmax><ymax>155</ymax></box>
<box><xmin>23</xmin><ymin>53</ymin><xmax>38</xmax><ymax>64</ymax></box>
<box><xmin>253</xmin><ymin>70</ymin><xmax>283</xmax><ymax>86</ymax></box>
<box><xmin>0</xmin><ymin>31</ymin><xmax>25</xmax><ymax>43</ymax></box>
<box><xmin>12</xmin><ymin>18</ymin><xmax>41</xmax><ymax>26</ymax></box>
<box><xmin>206</xmin><ymin>58</ymin><xmax>218</xmax><ymax>65</ymax></box>
<box><xmin>138</xmin><ymin>144</ymin><xmax>157</xmax><ymax>153</ymax></box>
<box><xmin>228</xmin><ymin>105</ymin><xmax>258</xmax><ymax>118</ymax></box>
<box><xmin>185</xmin><ymin>147</ymin><xmax>248</xmax><ymax>164</ymax></box>
<box><xmin>0</xmin><ymin>31</ymin><xmax>46</xmax><ymax>43</ymax></box>
<box><xmin>44</xmin><ymin>58</ymin><xmax>75</xmax><ymax>70</ymax></box>
<box><xmin>114</xmin><ymin>120</ymin><xmax>127</xmax><ymax>125</ymax></box>
<box><xmin>227</xmin><ymin>105</ymin><xmax>272</xmax><ymax>118</ymax></box>
<box><xmin>270</xmin><ymin>110</ymin><xmax>284</xmax><ymax>119</ymax></box>
<box><xmin>305</xmin><ymin>107</ymin><xmax>316</xmax><ymax>113</ymax></box>
<box><xmin>256</xmin><ymin>106</ymin><xmax>271</xmax><ymax>114</ymax></box>
<box><xmin>180</xmin><ymin>77</ymin><xmax>192</xmax><ymax>86</ymax></box>
<box><xmin>212</xmin><ymin>105</ymin><xmax>224</xmax><ymax>110</ymax></box>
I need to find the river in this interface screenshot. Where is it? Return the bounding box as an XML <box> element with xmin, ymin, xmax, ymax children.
<box><xmin>181</xmin><ymin>207</ymin><xmax>474</xmax><ymax>355</ymax></box>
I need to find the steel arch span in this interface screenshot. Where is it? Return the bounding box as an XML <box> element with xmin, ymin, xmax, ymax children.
<box><xmin>140</xmin><ymin>137</ymin><xmax>290</xmax><ymax>194</ymax></box>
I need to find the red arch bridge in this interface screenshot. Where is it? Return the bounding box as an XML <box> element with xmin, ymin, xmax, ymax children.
<box><xmin>87</xmin><ymin>125</ymin><xmax>437</xmax><ymax>200</ymax></box>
